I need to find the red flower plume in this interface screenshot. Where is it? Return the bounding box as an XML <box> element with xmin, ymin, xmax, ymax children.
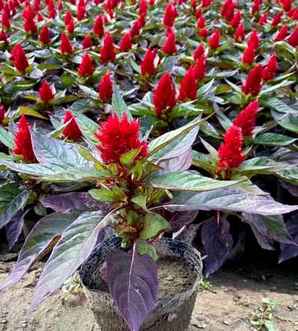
<box><xmin>242</xmin><ymin>45</ymin><xmax>256</xmax><ymax>65</ymax></box>
<box><xmin>242</xmin><ymin>64</ymin><xmax>263</xmax><ymax>96</ymax></box>
<box><xmin>153</xmin><ymin>72</ymin><xmax>177</xmax><ymax>117</ymax></box>
<box><xmin>208</xmin><ymin>29</ymin><xmax>220</xmax><ymax>49</ymax></box>
<box><xmin>258</xmin><ymin>13</ymin><xmax>268</xmax><ymax>25</ymax></box>
<box><xmin>78</xmin><ymin>53</ymin><xmax>94</xmax><ymax>77</ymax></box>
<box><xmin>230</xmin><ymin>11</ymin><xmax>241</xmax><ymax>28</ymax></box>
<box><xmin>287</xmin><ymin>26</ymin><xmax>298</xmax><ymax>47</ymax></box>
<box><xmin>13</xmin><ymin>115</ymin><xmax>36</xmax><ymax>162</ymax></box>
<box><xmin>280</xmin><ymin>0</ymin><xmax>292</xmax><ymax>12</ymax></box>
<box><xmin>100</xmin><ymin>32</ymin><xmax>115</xmax><ymax>63</ymax></box>
<box><xmin>2</xmin><ymin>6</ymin><xmax>11</xmax><ymax>29</ymax></box>
<box><xmin>0</xmin><ymin>104</ymin><xmax>6</xmax><ymax>124</ymax></box>
<box><xmin>93</xmin><ymin>15</ymin><xmax>104</xmax><ymax>37</ymax></box>
<box><xmin>98</xmin><ymin>72</ymin><xmax>113</xmax><ymax>103</ymax></box>
<box><xmin>247</xmin><ymin>30</ymin><xmax>259</xmax><ymax>49</ymax></box>
<box><xmin>234</xmin><ymin>22</ymin><xmax>245</xmax><ymax>41</ymax></box>
<box><xmin>64</xmin><ymin>11</ymin><xmax>73</xmax><ymax>25</ymax></box>
<box><xmin>95</xmin><ymin>113</ymin><xmax>148</xmax><ymax>164</ymax></box>
<box><xmin>138</xmin><ymin>0</ymin><xmax>147</xmax><ymax>17</ymax></box>
<box><xmin>39</xmin><ymin>26</ymin><xmax>51</xmax><ymax>45</ymax></box>
<box><xmin>38</xmin><ymin>80</ymin><xmax>54</xmax><ymax>103</ymax></box>
<box><xmin>274</xmin><ymin>25</ymin><xmax>288</xmax><ymax>41</ymax></box>
<box><xmin>178</xmin><ymin>67</ymin><xmax>198</xmax><ymax>101</ymax></box>
<box><xmin>60</xmin><ymin>33</ymin><xmax>73</xmax><ymax>55</ymax></box>
<box><xmin>77</xmin><ymin>0</ymin><xmax>86</xmax><ymax>20</ymax></box>
<box><xmin>262</xmin><ymin>54</ymin><xmax>278</xmax><ymax>81</ymax></box>
<box><xmin>193</xmin><ymin>43</ymin><xmax>205</xmax><ymax>60</ymax></box>
<box><xmin>0</xmin><ymin>31</ymin><xmax>8</xmax><ymax>43</ymax></box>
<box><xmin>82</xmin><ymin>35</ymin><xmax>93</xmax><ymax>49</ymax></box>
<box><xmin>271</xmin><ymin>12</ymin><xmax>283</xmax><ymax>27</ymax></box>
<box><xmin>63</xmin><ymin>111</ymin><xmax>82</xmax><ymax>141</ymax></box>
<box><xmin>192</xmin><ymin>55</ymin><xmax>206</xmax><ymax>81</ymax></box>
<box><xmin>221</xmin><ymin>0</ymin><xmax>235</xmax><ymax>21</ymax></box>
<box><xmin>233</xmin><ymin>100</ymin><xmax>259</xmax><ymax>137</ymax></box>
<box><xmin>141</xmin><ymin>48</ymin><xmax>157</xmax><ymax>76</ymax></box>
<box><xmin>163</xmin><ymin>3</ymin><xmax>177</xmax><ymax>27</ymax></box>
<box><xmin>10</xmin><ymin>44</ymin><xmax>29</xmax><ymax>73</ymax></box>
<box><xmin>162</xmin><ymin>28</ymin><xmax>176</xmax><ymax>55</ymax></box>
<box><xmin>251</xmin><ymin>0</ymin><xmax>261</xmax><ymax>15</ymax></box>
<box><xmin>119</xmin><ymin>31</ymin><xmax>132</xmax><ymax>52</ymax></box>
<box><xmin>217</xmin><ymin>124</ymin><xmax>244</xmax><ymax>173</ymax></box>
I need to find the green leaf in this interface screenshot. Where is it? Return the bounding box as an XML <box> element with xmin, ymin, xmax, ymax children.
<box><xmin>89</xmin><ymin>187</ymin><xmax>126</xmax><ymax>203</ymax></box>
<box><xmin>149</xmin><ymin>116</ymin><xmax>203</xmax><ymax>154</ymax></box>
<box><xmin>192</xmin><ymin>150</ymin><xmax>216</xmax><ymax>174</ymax></box>
<box><xmin>0</xmin><ymin>189</ymin><xmax>30</xmax><ymax>229</ymax></box>
<box><xmin>131</xmin><ymin>194</ymin><xmax>147</xmax><ymax>210</ymax></box>
<box><xmin>75</xmin><ymin>113</ymin><xmax>98</xmax><ymax>143</ymax></box>
<box><xmin>0</xmin><ymin>126</ymin><xmax>14</xmax><ymax>149</ymax></box>
<box><xmin>112</xmin><ymin>85</ymin><xmax>132</xmax><ymax>119</ymax></box>
<box><xmin>137</xmin><ymin>240</ymin><xmax>158</xmax><ymax>261</ymax></box>
<box><xmin>140</xmin><ymin>213</ymin><xmax>170</xmax><ymax>240</ymax></box>
<box><xmin>16</xmin><ymin>106</ymin><xmax>48</xmax><ymax>120</ymax></box>
<box><xmin>120</xmin><ymin>149</ymin><xmax>141</xmax><ymax>167</ymax></box>
<box><xmin>259</xmin><ymin>80</ymin><xmax>294</xmax><ymax>96</ymax></box>
<box><xmin>32</xmin><ymin>209</ymin><xmax>114</xmax><ymax>307</ymax></box>
<box><xmin>150</xmin><ymin>170</ymin><xmax>242</xmax><ymax>192</ymax></box>
<box><xmin>0</xmin><ymin>212</ymin><xmax>79</xmax><ymax>291</ymax></box>
<box><xmin>254</xmin><ymin>133</ymin><xmax>297</xmax><ymax>146</ymax></box>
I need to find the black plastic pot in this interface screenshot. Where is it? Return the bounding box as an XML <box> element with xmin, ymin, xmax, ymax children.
<box><xmin>80</xmin><ymin>236</ymin><xmax>202</xmax><ymax>331</ymax></box>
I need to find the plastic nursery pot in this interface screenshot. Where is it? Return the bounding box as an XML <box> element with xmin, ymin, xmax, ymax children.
<box><xmin>80</xmin><ymin>236</ymin><xmax>202</xmax><ymax>331</ymax></box>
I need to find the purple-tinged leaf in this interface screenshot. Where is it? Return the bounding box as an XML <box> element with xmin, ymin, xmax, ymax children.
<box><xmin>165</xmin><ymin>187</ymin><xmax>298</xmax><ymax>215</ymax></box>
<box><xmin>242</xmin><ymin>214</ymin><xmax>293</xmax><ymax>250</ymax></box>
<box><xmin>279</xmin><ymin>215</ymin><xmax>298</xmax><ymax>263</ymax></box>
<box><xmin>5</xmin><ymin>209</ymin><xmax>28</xmax><ymax>250</ymax></box>
<box><xmin>0</xmin><ymin>190</ymin><xmax>30</xmax><ymax>230</ymax></box>
<box><xmin>32</xmin><ymin>208</ymin><xmax>114</xmax><ymax>308</ymax></box>
<box><xmin>201</xmin><ymin>218</ymin><xmax>233</xmax><ymax>276</ymax></box>
<box><xmin>280</xmin><ymin>181</ymin><xmax>298</xmax><ymax>197</ymax></box>
<box><xmin>168</xmin><ymin>211</ymin><xmax>199</xmax><ymax>232</ymax></box>
<box><xmin>40</xmin><ymin>192</ymin><xmax>109</xmax><ymax>213</ymax></box>
<box><xmin>158</xmin><ymin>149</ymin><xmax>193</xmax><ymax>172</ymax></box>
<box><xmin>106</xmin><ymin>244</ymin><xmax>158</xmax><ymax>331</ymax></box>
<box><xmin>0</xmin><ymin>212</ymin><xmax>77</xmax><ymax>292</ymax></box>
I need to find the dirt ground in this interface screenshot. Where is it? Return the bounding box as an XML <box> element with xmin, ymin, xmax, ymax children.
<box><xmin>0</xmin><ymin>258</ymin><xmax>297</xmax><ymax>331</ymax></box>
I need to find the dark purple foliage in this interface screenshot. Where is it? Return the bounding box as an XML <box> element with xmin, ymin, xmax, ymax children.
<box><xmin>201</xmin><ymin>217</ymin><xmax>233</xmax><ymax>276</ymax></box>
<box><xmin>279</xmin><ymin>214</ymin><xmax>298</xmax><ymax>263</ymax></box>
<box><xmin>40</xmin><ymin>192</ymin><xmax>109</xmax><ymax>213</ymax></box>
<box><xmin>5</xmin><ymin>210</ymin><xmax>27</xmax><ymax>249</ymax></box>
<box><xmin>106</xmin><ymin>245</ymin><xmax>158</xmax><ymax>331</ymax></box>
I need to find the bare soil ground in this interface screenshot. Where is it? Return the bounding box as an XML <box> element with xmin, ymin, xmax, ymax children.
<box><xmin>0</xmin><ymin>259</ymin><xmax>297</xmax><ymax>331</ymax></box>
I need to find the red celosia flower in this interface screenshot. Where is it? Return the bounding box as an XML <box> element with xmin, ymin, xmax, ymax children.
<box><xmin>0</xmin><ymin>30</ymin><xmax>8</xmax><ymax>43</ymax></box>
<box><xmin>119</xmin><ymin>31</ymin><xmax>132</xmax><ymax>52</ymax></box>
<box><xmin>242</xmin><ymin>64</ymin><xmax>263</xmax><ymax>96</ymax></box>
<box><xmin>247</xmin><ymin>30</ymin><xmax>259</xmax><ymax>49</ymax></box>
<box><xmin>230</xmin><ymin>10</ymin><xmax>241</xmax><ymax>28</ymax></box>
<box><xmin>38</xmin><ymin>80</ymin><xmax>54</xmax><ymax>103</ymax></box>
<box><xmin>280</xmin><ymin>0</ymin><xmax>292</xmax><ymax>12</ymax></box>
<box><xmin>77</xmin><ymin>0</ymin><xmax>86</xmax><ymax>20</ymax></box>
<box><xmin>233</xmin><ymin>100</ymin><xmax>259</xmax><ymax>137</ymax></box>
<box><xmin>78</xmin><ymin>53</ymin><xmax>94</xmax><ymax>77</ymax></box>
<box><xmin>37</xmin><ymin>14</ymin><xmax>44</xmax><ymax>22</ymax></box>
<box><xmin>192</xmin><ymin>55</ymin><xmax>206</xmax><ymax>81</ymax></box>
<box><xmin>47</xmin><ymin>0</ymin><xmax>56</xmax><ymax>18</ymax></box>
<box><xmin>242</xmin><ymin>45</ymin><xmax>256</xmax><ymax>65</ymax></box>
<box><xmin>234</xmin><ymin>22</ymin><xmax>245</xmax><ymax>41</ymax></box>
<box><xmin>138</xmin><ymin>0</ymin><xmax>147</xmax><ymax>17</ymax></box>
<box><xmin>208</xmin><ymin>29</ymin><xmax>220</xmax><ymax>49</ymax></box>
<box><xmin>0</xmin><ymin>104</ymin><xmax>6</xmax><ymax>124</ymax></box>
<box><xmin>287</xmin><ymin>26</ymin><xmax>298</xmax><ymax>47</ymax></box>
<box><xmin>63</xmin><ymin>111</ymin><xmax>82</xmax><ymax>141</ymax></box>
<box><xmin>163</xmin><ymin>3</ymin><xmax>177</xmax><ymax>27</ymax></box>
<box><xmin>251</xmin><ymin>0</ymin><xmax>261</xmax><ymax>15</ymax></box>
<box><xmin>64</xmin><ymin>11</ymin><xmax>73</xmax><ymax>25</ymax></box>
<box><xmin>162</xmin><ymin>28</ymin><xmax>176</xmax><ymax>55</ymax></box>
<box><xmin>178</xmin><ymin>67</ymin><xmax>198</xmax><ymax>101</ymax></box>
<box><xmin>197</xmin><ymin>16</ymin><xmax>206</xmax><ymax>29</ymax></box>
<box><xmin>271</xmin><ymin>12</ymin><xmax>283</xmax><ymax>27</ymax></box>
<box><xmin>262</xmin><ymin>54</ymin><xmax>278</xmax><ymax>81</ymax></box>
<box><xmin>258</xmin><ymin>13</ymin><xmax>268</xmax><ymax>25</ymax></box>
<box><xmin>93</xmin><ymin>15</ymin><xmax>104</xmax><ymax>37</ymax></box>
<box><xmin>13</xmin><ymin>115</ymin><xmax>36</xmax><ymax>162</ymax></box>
<box><xmin>130</xmin><ymin>17</ymin><xmax>144</xmax><ymax>37</ymax></box>
<box><xmin>66</xmin><ymin>21</ymin><xmax>75</xmax><ymax>34</ymax></box>
<box><xmin>193</xmin><ymin>44</ymin><xmax>205</xmax><ymax>60</ymax></box>
<box><xmin>82</xmin><ymin>35</ymin><xmax>93</xmax><ymax>49</ymax></box>
<box><xmin>60</xmin><ymin>33</ymin><xmax>73</xmax><ymax>55</ymax></box>
<box><xmin>96</xmin><ymin>113</ymin><xmax>148</xmax><ymax>164</ymax></box>
<box><xmin>274</xmin><ymin>25</ymin><xmax>288</xmax><ymax>41</ymax></box>
<box><xmin>98</xmin><ymin>72</ymin><xmax>113</xmax><ymax>103</ymax></box>
<box><xmin>202</xmin><ymin>0</ymin><xmax>212</xmax><ymax>7</ymax></box>
<box><xmin>217</xmin><ymin>125</ymin><xmax>244</xmax><ymax>173</ymax></box>
<box><xmin>1</xmin><ymin>7</ymin><xmax>10</xmax><ymax>30</ymax></box>
<box><xmin>10</xmin><ymin>44</ymin><xmax>29</xmax><ymax>73</ymax></box>
<box><xmin>288</xmin><ymin>7</ymin><xmax>298</xmax><ymax>19</ymax></box>
<box><xmin>24</xmin><ymin>16</ymin><xmax>37</xmax><ymax>34</ymax></box>
<box><xmin>153</xmin><ymin>72</ymin><xmax>176</xmax><ymax>117</ymax></box>
<box><xmin>221</xmin><ymin>0</ymin><xmax>235</xmax><ymax>21</ymax></box>
<box><xmin>100</xmin><ymin>32</ymin><xmax>115</xmax><ymax>63</ymax></box>
<box><xmin>39</xmin><ymin>26</ymin><xmax>50</xmax><ymax>45</ymax></box>
<box><xmin>141</xmin><ymin>48</ymin><xmax>157</xmax><ymax>76</ymax></box>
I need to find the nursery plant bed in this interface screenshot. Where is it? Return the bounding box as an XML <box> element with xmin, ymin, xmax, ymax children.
<box><xmin>0</xmin><ymin>261</ymin><xmax>297</xmax><ymax>331</ymax></box>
